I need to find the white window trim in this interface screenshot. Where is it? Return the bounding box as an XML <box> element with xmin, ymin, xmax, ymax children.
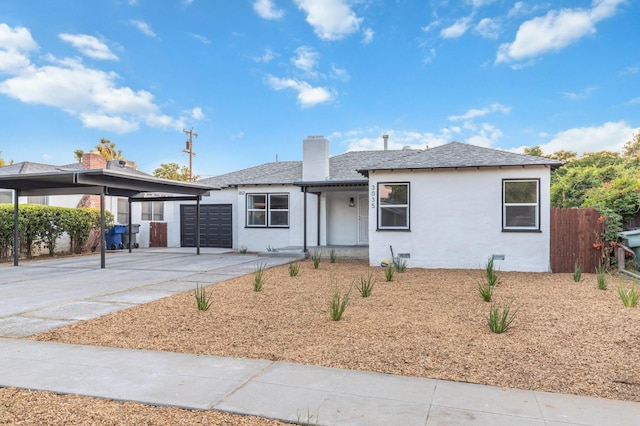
<box><xmin>377</xmin><ymin>182</ymin><xmax>410</xmax><ymax>230</ymax></box>
<box><xmin>246</xmin><ymin>193</ymin><xmax>289</xmax><ymax>228</ymax></box>
<box><xmin>502</xmin><ymin>179</ymin><xmax>540</xmax><ymax>231</ymax></box>
<box><xmin>141</xmin><ymin>201</ymin><xmax>164</xmax><ymax>221</ymax></box>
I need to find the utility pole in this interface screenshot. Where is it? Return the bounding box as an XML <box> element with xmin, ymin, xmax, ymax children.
<box><xmin>182</xmin><ymin>128</ymin><xmax>198</xmax><ymax>181</ymax></box>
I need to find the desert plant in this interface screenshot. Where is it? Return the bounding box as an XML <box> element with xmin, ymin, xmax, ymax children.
<box><xmin>194</xmin><ymin>284</ymin><xmax>212</xmax><ymax>311</ymax></box>
<box><xmin>488</xmin><ymin>300</ymin><xmax>519</xmax><ymax>334</ymax></box>
<box><xmin>329</xmin><ymin>249</ymin><xmax>337</xmax><ymax>263</ymax></box>
<box><xmin>253</xmin><ymin>262</ymin><xmax>266</xmax><ymax>291</ymax></box>
<box><xmin>239</xmin><ymin>245</ymin><xmax>248</xmax><ymax>254</ymax></box>
<box><xmin>311</xmin><ymin>250</ymin><xmax>322</xmax><ymax>269</ymax></box>
<box><xmin>618</xmin><ymin>284</ymin><xmax>640</xmax><ymax>307</ymax></box>
<box><xmin>329</xmin><ymin>286</ymin><xmax>352</xmax><ymax>321</ymax></box>
<box><xmin>477</xmin><ymin>280</ymin><xmax>495</xmax><ymax>302</ymax></box>
<box><xmin>289</xmin><ymin>261</ymin><xmax>300</xmax><ymax>277</ymax></box>
<box><xmin>393</xmin><ymin>257</ymin><xmax>407</xmax><ymax>273</ymax></box>
<box><xmin>384</xmin><ymin>266</ymin><xmax>395</xmax><ymax>282</ymax></box>
<box><xmin>596</xmin><ymin>264</ymin><xmax>607</xmax><ymax>290</ymax></box>
<box><xmin>356</xmin><ymin>270</ymin><xmax>375</xmax><ymax>297</ymax></box>
<box><xmin>485</xmin><ymin>256</ymin><xmax>500</xmax><ymax>287</ymax></box>
<box><xmin>573</xmin><ymin>260</ymin><xmax>582</xmax><ymax>282</ymax></box>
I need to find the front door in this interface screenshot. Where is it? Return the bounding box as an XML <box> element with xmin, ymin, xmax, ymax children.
<box><xmin>357</xmin><ymin>193</ymin><xmax>369</xmax><ymax>245</ymax></box>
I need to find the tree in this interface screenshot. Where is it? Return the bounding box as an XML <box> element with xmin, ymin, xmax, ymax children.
<box><xmin>96</xmin><ymin>138</ymin><xmax>124</xmax><ymax>160</ymax></box>
<box><xmin>152</xmin><ymin>163</ymin><xmax>199</xmax><ymax>182</ymax></box>
<box><xmin>74</xmin><ymin>149</ymin><xmax>84</xmax><ymax>163</ymax></box>
<box><xmin>523</xmin><ymin>146</ymin><xmax>544</xmax><ymax>157</ymax></box>
<box><xmin>623</xmin><ymin>132</ymin><xmax>640</xmax><ymax>158</ymax></box>
<box><xmin>548</xmin><ymin>150</ymin><xmax>577</xmax><ymax>162</ymax></box>
<box><xmin>0</xmin><ymin>151</ymin><xmax>13</xmax><ymax>167</ymax></box>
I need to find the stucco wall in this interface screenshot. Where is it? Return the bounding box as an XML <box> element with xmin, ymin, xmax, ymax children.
<box><xmin>367</xmin><ymin>166</ymin><xmax>552</xmax><ymax>272</ymax></box>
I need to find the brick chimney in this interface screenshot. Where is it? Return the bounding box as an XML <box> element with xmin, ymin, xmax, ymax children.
<box><xmin>82</xmin><ymin>150</ymin><xmax>106</xmax><ymax>170</ymax></box>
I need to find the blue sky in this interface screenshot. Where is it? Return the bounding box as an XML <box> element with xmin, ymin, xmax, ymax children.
<box><xmin>0</xmin><ymin>0</ymin><xmax>638</xmax><ymax>178</ymax></box>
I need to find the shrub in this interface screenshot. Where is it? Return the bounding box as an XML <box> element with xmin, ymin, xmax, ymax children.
<box><xmin>484</xmin><ymin>256</ymin><xmax>500</xmax><ymax>287</ymax></box>
<box><xmin>384</xmin><ymin>266</ymin><xmax>395</xmax><ymax>282</ymax></box>
<box><xmin>239</xmin><ymin>245</ymin><xmax>248</xmax><ymax>254</ymax></box>
<box><xmin>329</xmin><ymin>286</ymin><xmax>351</xmax><ymax>321</ymax></box>
<box><xmin>253</xmin><ymin>262</ymin><xmax>266</xmax><ymax>291</ymax></box>
<box><xmin>488</xmin><ymin>300</ymin><xmax>519</xmax><ymax>334</ymax></box>
<box><xmin>618</xmin><ymin>284</ymin><xmax>639</xmax><ymax>307</ymax></box>
<box><xmin>329</xmin><ymin>249</ymin><xmax>336</xmax><ymax>263</ymax></box>
<box><xmin>596</xmin><ymin>264</ymin><xmax>607</xmax><ymax>290</ymax></box>
<box><xmin>311</xmin><ymin>250</ymin><xmax>322</xmax><ymax>269</ymax></box>
<box><xmin>288</xmin><ymin>261</ymin><xmax>300</xmax><ymax>277</ymax></box>
<box><xmin>477</xmin><ymin>280</ymin><xmax>494</xmax><ymax>302</ymax></box>
<box><xmin>194</xmin><ymin>284</ymin><xmax>213</xmax><ymax>311</ymax></box>
<box><xmin>356</xmin><ymin>270</ymin><xmax>375</xmax><ymax>297</ymax></box>
<box><xmin>573</xmin><ymin>260</ymin><xmax>582</xmax><ymax>282</ymax></box>
<box><xmin>393</xmin><ymin>257</ymin><xmax>407</xmax><ymax>273</ymax></box>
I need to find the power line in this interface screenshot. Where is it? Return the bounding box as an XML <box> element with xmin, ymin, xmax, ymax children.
<box><xmin>182</xmin><ymin>128</ymin><xmax>198</xmax><ymax>181</ymax></box>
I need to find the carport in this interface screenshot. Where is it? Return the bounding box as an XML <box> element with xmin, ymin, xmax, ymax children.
<box><xmin>0</xmin><ymin>169</ymin><xmax>218</xmax><ymax>268</ymax></box>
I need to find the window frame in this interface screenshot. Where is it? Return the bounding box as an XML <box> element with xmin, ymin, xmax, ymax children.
<box><xmin>141</xmin><ymin>201</ymin><xmax>164</xmax><ymax>221</ymax></box>
<box><xmin>117</xmin><ymin>198</ymin><xmax>129</xmax><ymax>224</ymax></box>
<box><xmin>245</xmin><ymin>193</ymin><xmax>289</xmax><ymax>228</ymax></box>
<box><xmin>502</xmin><ymin>179</ymin><xmax>540</xmax><ymax>232</ymax></box>
<box><xmin>377</xmin><ymin>182</ymin><xmax>410</xmax><ymax>231</ymax></box>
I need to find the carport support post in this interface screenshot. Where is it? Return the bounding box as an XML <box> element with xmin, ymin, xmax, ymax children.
<box><xmin>128</xmin><ymin>198</ymin><xmax>133</xmax><ymax>253</ymax></box>
<box><xmin>196</xmin><ymin>197</ymin><xmax>201</xmax><ymax>255</ymax></box>
<box><xmin>100</xmin><ymin>191</ymin><xmax>106</xmax><ymax>269</ymax></box>
<box><xmin>13</xmin><ymin>189</ymin><xmax>19</xmax><ymax>266</ymax></box>
<box><xmin>303</xmin><ymin>186</ymin><xmax>307</xmax><ymax>254</ymax></box>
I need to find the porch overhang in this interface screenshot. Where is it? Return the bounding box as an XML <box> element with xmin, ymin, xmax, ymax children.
<box><xmin>293</xmin><ymin>180</ymin><xmax>367</xmax><ymax>192</ymax></box>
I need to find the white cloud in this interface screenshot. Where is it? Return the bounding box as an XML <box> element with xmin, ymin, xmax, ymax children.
<box><xmin>190</xmin><ymin>107</ymin><xmax>205</xmax><ymax>120</ymax></box>
<box><xmin>0</xmin><ymin>25</ymin><xmax>186</xmax><ymax>133</ymax></box>
<box><xmin>474</xmin><ymin>18</ymin><xmax>500</xmax><ymax>38</ymax></box>
<box><xmin>334</xmin><ymin>128</ymin><xmax>460</xmax><ymax>152</ymax></box>
<box><xmin>518</xmin><ymin>121</ymin><xmax>638</xmax><ymax>155</ymax></box>
<box><xmin>253</xmin><ymin>0</ymin><xmax>284</xmax><ymax>20</ymax></box>
<box><xmin>330</xmin><ymin>64</ymin><xmax>350</xmax><ymax>81</ymax></box>
<box><xmin>291</xmin><ymin>46</ymin><xmax>319</xmax><ymax>74</ymax></box>
<box><xmin>421</xmin><ymin>19</ymin><xmax>441</xmax><ymax>33</ymax></box>
<box><xmin>293</xmin><ymin>0</ymin><xmax>362</xmax><ymax>40</ymax></box>
<box><xmin>629</xmin><ymin>97</ymin><xmax>640</xmax><ymax>104</ymax></box>
<box><xmin>59</xmin><ymin>33</ymin><xmax>118</xmax><ymax>61</ymax></box>
<box><xmin>362</xmin><ymin>28</ymin><xmax>374</xmax><ymax>44</ymax></box>
<box><xmin>0</xmin><ymin>23</ymin><xmax>38</xmax><ymax>72</ymax></box>
<box><xmin>448</xmin><ymin>103</ymin><xmax>511</xmax><ymax>122</ymax></box>
<box><xmin>561</xmin><ymin>87</ymin><xmax>596</xmax><ymax>100</ymax></box>
<box><xmin>497</xmin><ymin>0</ymin><xmax>625</xmax><ymax>64</ymax></box>
<box><xmin>440</xmin><ymin>15</ymin><xmax>473</xmax><ymax>39</ymax></box>
<box><xmin>466</xmin><ymin>123</ymin><xmax>503</xmax><ymax>147</ymax></box>
<box><xmin>266</xmin><ymin>75</ymin><xmax>333</xmax><ymax>108</ymax></box>
<box><xmin>254</xmin><ymin>48</ymin><xmax>277</xmax><ymax>63</ymax></box>
<box><xmin>130</xmin><ymin>20</ymin><xmax>157</xmax><ymax>38</ymax></box>
<box><xmin>191</xmin><ymin>33</ymin><xmax>211</xmax><ymax>44</ymax></box>
<box><xmin>620</xmin><ymin>66</ymin><xmax>639</xmax><ymax>76</ymax></box>
<box><xmin>423</xmin><ymin>48</ymin><xmax>436</xmax><ymax>64</ymax></box>
<box><xmin>469</xmin><ymin>0</ymin><xmax>495</xmax><ymax>7</ymax></box>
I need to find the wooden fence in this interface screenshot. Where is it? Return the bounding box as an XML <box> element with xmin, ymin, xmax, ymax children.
<box><xmin>149</xmin><ymin>222</ymin><xmax>167</xmax><ymax>248</ymax></box>
<box><xmin>550</xmin><ymin>208</ymin><xmax>604</xmax><ymax>273</ymax></box>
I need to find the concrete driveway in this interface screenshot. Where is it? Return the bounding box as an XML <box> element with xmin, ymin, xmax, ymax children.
<box><xmin>0</xmin><ymin>248</ymin><xmax>302</xmax><ymax>337</ymax></box>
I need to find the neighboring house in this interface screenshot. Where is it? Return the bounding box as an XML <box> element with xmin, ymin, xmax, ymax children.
<box><xmin>0</xmin><ymin>152</ymin><xmax>178</xmax><ymax>249</ymax></box>
<box><xmin>170</xmin><ymin>137</ymin><xmax>562</xmax><ymax>272</ymax></box>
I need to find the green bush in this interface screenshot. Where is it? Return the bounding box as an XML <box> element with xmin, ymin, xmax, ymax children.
<box><xmin>573</xmin><ymin>260</ymin><xmax>582</xmax><ymax>282</ymax></box>
<box><xmin>356</xmin><ymin>270</ymin><xmax>375</xmax><ymax>297</ymax></box>
<box><xmin>288</xmin><ymin>261</ymin><xmax>300</xmax><ymax>277</ymax></box>
<box><xmin>384</xmin><ymin>266</ymin><xmax>394</xmax><ymax>282</ymax></box>
<box><xmin>329</xmin><ymin>286</ymin><xmax>351</xmax><ymax>321</ymax></box>
<box><xmin>618</xmin><ymin>284</ymin><xmax>639</xmax><ymax>307</ymax></box>
<box><xmin>488</xmin><ymin>300</ymin><xmax>519</xmax><ymax>334</ymax></box>
<box><xmin>253</xmin><ymin>262</ymin><xmax>266</xmax><ymax>291</ymax></box>
<box><xmin>311</xmin><ymin>250</ymin><xmax>322</xmax><ymax>269</ymax></box>
<box><xmin>195</xmin><ymin>284</ymin><xmax>213</xmax><ymax>311</ymax></box>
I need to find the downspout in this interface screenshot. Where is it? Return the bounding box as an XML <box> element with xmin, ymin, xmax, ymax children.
<box><xmin>317</xmin><ymin>193</ymin><xmax>321</xmax><ymax>246</ymax></box>
<box><xmin>13</xmin><ymin>189</ymin><xmax>19</xmax><ymax>266</ymax></box>
<box><xmin>303</xmin><ymin>186</ymin><xmax>308</xmax><ymax>253</ymax></box>
<box><xmin>100</xmin><ymin>190</ymin><xmax>106</xmax><ymax>269</ymax></box>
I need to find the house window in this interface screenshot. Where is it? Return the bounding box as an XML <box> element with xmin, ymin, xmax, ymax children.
<box><xmin>27</xmin><ymin>196</ymin><xmax>47</xmax><ymax>205</ymax></box>
<box><xmin>141</xmin><ymin>201</ymin><xmax>164</xmax><ymax>221</ymax></box>
<box><xmin>117</xmin><ymin>198</ymin><xmax>129</xmax><ymax>224</ymax></box>
<box><xmin>503</xmin><ymin>179</ymin><xmax>539</xmax><ymax>231</ymax></box>
<box><xmin>378</xmin><ymin>183</ymin><xmax>409</xmax><ymax>230</ymax></box>
<box><xmin>0</xmin><ymin>190</ymin><xmax>11</xmax><ymax>204</ymax></box>
<box><xmin>246</xmin><ymin>193</ymin><xmax>289</xmax><ymax>227</ymax></box>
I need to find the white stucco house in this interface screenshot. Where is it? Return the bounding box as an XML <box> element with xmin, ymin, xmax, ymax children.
<box><xmin>170</xmin><ymin>136</ymin><xmax>562</xmax><ymax>272</ymax></box>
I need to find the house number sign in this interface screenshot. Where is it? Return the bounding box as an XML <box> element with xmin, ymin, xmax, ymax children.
<box><xmin>370</xmin><ymin>184</ymin><xmax>376</xmax><ymax>209</ymax></box>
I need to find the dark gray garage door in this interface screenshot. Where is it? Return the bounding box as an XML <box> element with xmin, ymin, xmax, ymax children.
<box><xmin>181</xmin><ymin>204</ymin><xmax>232</xmax><ymax>248</ymax></box>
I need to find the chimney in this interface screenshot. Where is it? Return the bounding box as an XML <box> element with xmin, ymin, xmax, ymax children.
<box><xmin>302</xmin><ymin>136</ymin><xmax>330</xmax><ymax>181</ymax></box>
<box><xmin>82</xmin><ymin>150</ymin><xmax>106</xmax><ymax>170</ymax></box>
<box><xmin>383</xmin><ymin>134</ymin><xmax>389</xmax><ymax>151</ymax></box>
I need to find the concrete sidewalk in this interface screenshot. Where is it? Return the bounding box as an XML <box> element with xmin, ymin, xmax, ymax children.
<box><xmin>1</xmin><ymin>338</ymin><xmax>639</xmax><ymax>425</ymax></box>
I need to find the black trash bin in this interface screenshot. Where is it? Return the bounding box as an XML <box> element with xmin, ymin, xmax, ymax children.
<box><xmin>122</xmin><ymin>224</ymin><xmax>141</xmax><ymax>248</ymax></box>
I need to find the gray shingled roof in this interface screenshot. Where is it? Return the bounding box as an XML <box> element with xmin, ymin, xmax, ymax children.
<box><xmin>198</xmin><ymin>142</ymin><xmax>562</xmax><ymax>187</ymax></box>
<box><xmin>0</xmin><ymin>160</ymin><xmax>153</xmax><ymax>178</ymax></box>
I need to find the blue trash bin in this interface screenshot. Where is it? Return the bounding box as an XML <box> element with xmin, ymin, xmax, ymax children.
<box><xmin>105</xmin><ymin>227</ymin><xmax>124</xmax><ymax>250</ymax></box>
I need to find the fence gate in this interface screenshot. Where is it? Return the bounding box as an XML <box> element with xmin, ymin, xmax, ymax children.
<box><xmin>550</xmin><ymin>208</ymin><xmax>604</xmax><ymax>273</ymax></box>
<box><xmin>149</xmin><ymin>222</ymin><xmax>167</xmax><ymax>248</ymax></box>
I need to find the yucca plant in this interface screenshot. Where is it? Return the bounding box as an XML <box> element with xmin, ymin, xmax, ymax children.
<box><xmin>194</xmin><ymin>284</ymin><xmax>213</xmax><ymax>311</ymax></box>
<box><xmin>330</xmin><ymin>286</ymin><xmax>352</xmax><ymax>321</ymax></box>
<box><xmin>356</xmin><ymin>270</ymin><xmax>375</xmax><ymax>297</ymax></box>
<box><xmin>288</xmin><ymin>261</ymin><xmax>300</xmax><ymax>277</ymax></box>
<box><xmin>329</xmin><ymin>249</ymin><xmax>337</xmax><ymax>263</ymax></box>
<box><xmin>596</xmin><ymin>264</ymin><xmax>607</xmax><ymax>290</ymax></box>
<box><xmin>485</xmin><ymin>256</ymin><xmax>500</xmax><ymax>287</ymax></box>
<box><xmin>572</xmin><ymin>260</ymin><xmax>582</xmax><ymax>282</ymax></box>
<box><xmin>384</xmin><ymin>266</ymin><xmax>395</xmax><ymax>282</ymax></box>
<box><xmin>618</xmin><ymin>284</ymin><xmax>639</xmax><ymax>307</ymax></box>
<box><xmin>488</xmin><ymin>300</ymin><xmax>519</xmax><ymax>334</ymax></box>
<box><xmin>477</xmin><ymin>280</ymin><xmax>494</xmax><ymax>302</ymax></box>
<box><xmin>253</xmin><ymin>262</ymin><xmax>266</xmax><ymax>291</ymax></box>
<box><xmin>393</xmin><ymin>257</ymin><xmax>407</xmax><ymax>273</ymax></box>
<box><xmin>311</xmin><ymin>250</ymin><xmax>322</xmax><ymax>269</ymax></box>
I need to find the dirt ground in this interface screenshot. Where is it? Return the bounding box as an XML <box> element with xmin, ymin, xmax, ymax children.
<box><xmin>4</xmin><ymin>259</ymin><xmax>640</xmax><ymax>424</ymax></box>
